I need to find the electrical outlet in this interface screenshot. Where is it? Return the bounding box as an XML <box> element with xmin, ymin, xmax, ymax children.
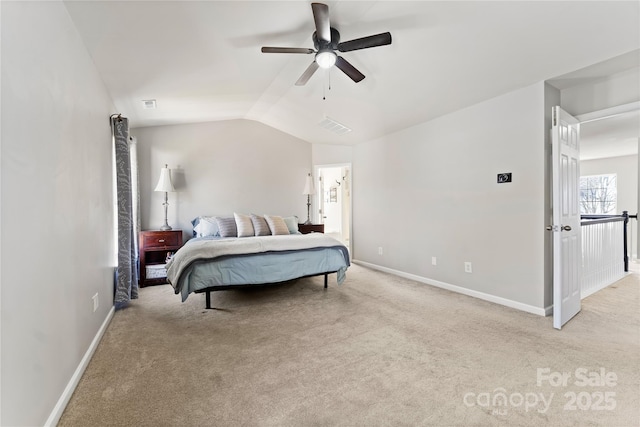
<box><xmin>378</xmin><ymin>247</ymin><xmax>383</xmax><ymax>255</ymax></box>
<box><xmin>464</xmin><ymin>262</ymin><xmax>473</xmax><ymax>273</ymax></box>
<box><xmin>92</xmin><ymin>293</ymin><xmax>99</xmax><ymax>312</ymax></box>
<box><xmin>432</xmin><ymin>257</ymin><xmax>437</xmax><ymax>266</ymax></box>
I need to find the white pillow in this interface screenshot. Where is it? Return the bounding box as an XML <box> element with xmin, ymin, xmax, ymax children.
<box><xmin>234</xmin><ymin>213</ymin><xmax>255</xmax><ymax>238</ymax></box>
<box><xmin>264</xmin><ymin>215</ymin><xmax>290</xmax><ymax>236</ymax></box>
<box><xmin>193</xmin><ymin>216</ymin><xmax>219</xmax><ymax>237</ymax></box>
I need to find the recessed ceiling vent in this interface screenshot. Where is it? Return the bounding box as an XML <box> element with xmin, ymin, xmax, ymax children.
<box><xmin>142</xmin><ymin>99</ymin><xmax>157</xmax><ymax>109</ymax></box>
<box><xmin>318</xmin><ymin>116</ymin><xmax>351</xmax><ymax>135</ymax></box>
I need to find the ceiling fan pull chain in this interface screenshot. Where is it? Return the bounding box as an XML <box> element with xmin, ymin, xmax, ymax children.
<box><xmin>322</xmin><ymin>70</ymin><xmax>332</xmax><ymax>100</ymax></box>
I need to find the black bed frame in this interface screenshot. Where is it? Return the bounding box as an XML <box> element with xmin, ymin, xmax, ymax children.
<box><xmin>194</xmin><ymin>270</ymin><xmax>337</xmax><ymax>309</ymax></box>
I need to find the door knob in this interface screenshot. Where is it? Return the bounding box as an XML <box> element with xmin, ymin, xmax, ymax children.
<box><xmin>546</xmin><ymin>226</ymin><xmax>553</xmax><ymax>231</ymax></box>
<box><xmin>562</xmin><ymin>225</ymin><xmax>572</xmax><ymax>231</ymax></box>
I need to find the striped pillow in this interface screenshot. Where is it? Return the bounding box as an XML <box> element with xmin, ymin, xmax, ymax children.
<box><xmin>250</xmin><ymin>214</ymin><xmax>270</xmax><ymax>236</ymax></box>
<box><xmin>264</xmin><ymin>215</ymin><xmax>289</xmax><ymax>236</ymax></box>
<box><xmin>215</xmin><ymin>216</ymin><xmax>237</xmax><ymax>238</ymax></box>
<box><xmin>234</xmin><ymin>213</ymin><xmax>255</xmax><ymax>238</ymax></box>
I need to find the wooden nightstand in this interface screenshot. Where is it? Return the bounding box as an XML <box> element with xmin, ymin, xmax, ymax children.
<box><xmin>139</xmin><ymin>230</ymin><xmax>183</xmax><ymax>287</ymax></box>
<box><xmin>298</xmin><ymin>223</ymin><xmax>324</xmax><ymax>234</ymax></box>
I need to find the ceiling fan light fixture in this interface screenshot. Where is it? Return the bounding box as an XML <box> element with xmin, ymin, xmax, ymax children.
<box><xmin>315</xmin><ymin>50</ymin><xmax>336</xmax><ymax>69</ymax></box>
<box><xmin>261</xmin><ymin>3</ymin><xmax>392</xmax><ymax>85</ymax></box>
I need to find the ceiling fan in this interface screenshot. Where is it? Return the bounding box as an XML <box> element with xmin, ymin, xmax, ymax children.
<box><xmin>261</xmin><ymin>3</ymin><xmax>392</xmax><ymax>86</ymax></box>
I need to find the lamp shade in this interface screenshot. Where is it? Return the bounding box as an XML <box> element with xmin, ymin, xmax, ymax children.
<box><xmin>154</xmin><ymin>165</ymin><xmax>175</xmax><ymax>192</ymax></box>
<box><xmin>302</xmin><ymin>173</ymin><xmax>315</xmax><ymax>195</ymax></box>
<box><xmin>315</xmin><ymin>50</ymin><xmax>336</xmax><ymax>69</ymax></box>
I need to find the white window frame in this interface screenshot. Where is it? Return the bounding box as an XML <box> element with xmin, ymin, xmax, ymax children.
<box><xmin>579</xmin><ymin>173</ymin><xmax>617</xmax><ymax>215</ymax></box>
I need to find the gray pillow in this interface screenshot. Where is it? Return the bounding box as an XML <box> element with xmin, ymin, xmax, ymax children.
<box><xmin>215</xmin><ymin>216</ymin><xmax>237</xmax><ymax>238</ymax></box>
<box><xmin>250</xmin><ymin>214</ymin><xmax>270</xmax><ymax>236</ymax></box>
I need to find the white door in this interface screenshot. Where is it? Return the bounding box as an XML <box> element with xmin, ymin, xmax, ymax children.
<box><xmin>315</xmin><ymin>164</ymin><xmax>353</xmax><ymax>251</ymax></box>
<box><xmin>551</xmin><ymin>106</ymin><xmax>581</xmax><ymax>329</ymax></box>
<box><xmin>320</xmin><ymin>167</ymin><xmax>343</xmax><ymax>233</ymax></box>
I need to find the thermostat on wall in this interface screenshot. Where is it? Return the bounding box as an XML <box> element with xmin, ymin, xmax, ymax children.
<box><xmin>497</xmin><ymin>173</ymin><xmax>512</xmax><ymax>183</ymax></box>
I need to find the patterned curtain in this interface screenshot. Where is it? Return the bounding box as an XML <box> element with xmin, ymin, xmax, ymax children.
<box><xmin>111</xmin><ymin>115</ymin><xmax>139</xmax><ymax>308</ymax></box>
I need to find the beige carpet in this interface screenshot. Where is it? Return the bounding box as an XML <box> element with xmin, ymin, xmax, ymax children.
<box><xmin>59</xmin><ymin>264</ymin><xmax>640</xmax><ymax>426</ymax></box>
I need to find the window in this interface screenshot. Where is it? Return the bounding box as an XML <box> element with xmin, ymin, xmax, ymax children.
<box><xmin>580</xmin><ymin>174</ymin><xmax>617</xmax><ymax>214</ymax></box>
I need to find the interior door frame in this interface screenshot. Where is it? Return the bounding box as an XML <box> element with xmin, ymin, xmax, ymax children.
<box><xmin>314</xmin><ymin>163</ymin><xmax>352</xmax><ymax>254</ymax></box>
<box><xmin>576</xmin><ymin>101</ymin><xmax>640</xmax><ymax>262</ymax></box>
<box><xmin>547</xmin><ymin>101</ymin><xmax>640</xmax><ymax>328</ymax></box>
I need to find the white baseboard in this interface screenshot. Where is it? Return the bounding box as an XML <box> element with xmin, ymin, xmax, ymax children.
<box><xmin>544</xmin><ymin>305</ymin><xmax>553</xmax><ymax>316</ymax></box>
<box><xmin>352</xmin><ymin>259</ymin><xmax>548</xmax><ymax>317</ymax></box>
<box><xmin>45</xmin><ymin>306</ymin><xmax>115</xmax><ymax>427</ymax></box>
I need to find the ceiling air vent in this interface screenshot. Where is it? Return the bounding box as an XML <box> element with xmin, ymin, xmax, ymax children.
<box><xmin>142</xmin><ymin>99</ymin><xmax>157</xmax><ymax>109</ymax></box>
<box><xmin>318</xmin><ymin>117</ymin><xmax>352</xmax><ymax>135</ymax></box>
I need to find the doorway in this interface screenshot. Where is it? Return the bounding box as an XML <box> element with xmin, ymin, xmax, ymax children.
<box><xmin>549</xmin><ymin>104</ymin><xmax>639</xmax><ymax>328</ymax></box>
<box><xmin>315</xmin><ymin>164</ymin><xmax>352</xmax><ymax>253</ymax></box>
<box><xmin>577</xmin><ymin>106</ymin><xmax>639</xmax><ymax>262</ymax></box>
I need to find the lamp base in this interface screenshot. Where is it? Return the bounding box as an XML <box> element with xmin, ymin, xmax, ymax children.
<box><xmin>304</xmin><ymin>196</ymin><xmax>312</xmax><ymax>226</ymax></box>
<box><xmin>160</xmin><ymin>193</ymin><xmax>172</xmax><ymax>231</ymax></box>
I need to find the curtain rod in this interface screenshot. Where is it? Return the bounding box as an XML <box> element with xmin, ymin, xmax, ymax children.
<box><xmin>109</xmin><ymin>113</ymin><xmax>123</xmax><ymax>123</ymax></box>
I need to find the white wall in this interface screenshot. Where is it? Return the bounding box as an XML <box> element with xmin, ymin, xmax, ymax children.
<box><xmin>561</xmin><ymin>67</ymin><xmax>640</xmax><ymax>116</ymax></box>
<box><xmin>312</xmin><ymin>144</ymin><xmax>353</xmax><ymax>166</ymax></box>
<box><xmin>353</xmin><ymin>82</ymin><xmax>547</xmax><ymax>311</ymax></box>
<box><xmin>1</xmin><ymin>2</ymin><xmax>116</xmax><ymax>425</ymax></box>
<box><xmin>132</xmin><ymin>120</ymin><xmax>312</xmax><ymax>239</ymax></box>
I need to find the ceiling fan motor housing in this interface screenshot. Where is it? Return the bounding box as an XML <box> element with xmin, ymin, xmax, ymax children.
<box><xmin>313</xmin><ymin>27</ymin><xmax>340</xmax><ymax>50</ymax></box>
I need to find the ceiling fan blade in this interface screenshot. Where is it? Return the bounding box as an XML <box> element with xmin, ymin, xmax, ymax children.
<box><xmin>295</xmin><ymin>61</ymin><xmax>320</xmax><ymax>86</ymax></box>
<box><xmin>262</xmin><ymin>47</ymin><xmax>315</xmax><ymax>54</ymax></box>
<box><xmin>311</xmin><ymin>3</ymin><xmax>331</xmax><ymax>43</ymax></box>
<box><xmin>337</xmin><ymin>32</ymin><xmax>392</xmax><ymax>52</ymax></box>
<box><xmin>335</xmin><ymin>56</ymin><xmax>365</xmax><ymax>83</ymax></box>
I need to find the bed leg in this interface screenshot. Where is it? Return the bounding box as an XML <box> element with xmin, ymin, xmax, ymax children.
<box><xmin>205</xmin><ymin>291</ymin><xmax>212</xmax><ymax>309</ymax></box>
<box><xmin>324</xmin><ymin>274</ymin><xmax>328</xmax><ymax>289</ymax></box>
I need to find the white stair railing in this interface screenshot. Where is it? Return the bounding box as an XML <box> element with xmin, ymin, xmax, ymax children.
<box><xmin>581</xmin><ymin>217</ymin><xmax>625</xmax><ymax>299</ymax></box>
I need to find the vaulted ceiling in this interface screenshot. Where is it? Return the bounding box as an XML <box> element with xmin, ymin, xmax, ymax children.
<box><xmin>64</xmin><ymin>1</ymin><xmax>639</xmax><ymax>147</ymax></box>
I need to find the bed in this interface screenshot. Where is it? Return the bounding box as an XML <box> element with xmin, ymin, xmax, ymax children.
<box><xmin>166</xmin><ymin>232</ymin><xmax>350</xmax><ymax>309</ymax></box>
